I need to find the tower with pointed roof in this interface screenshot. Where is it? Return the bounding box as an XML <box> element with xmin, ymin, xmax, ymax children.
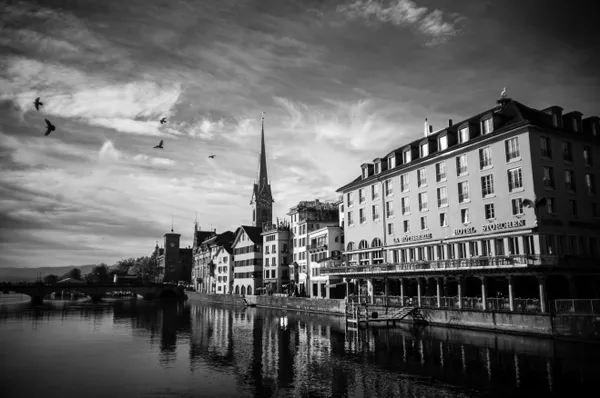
<box><xmin>250</xmin><ymin>112</ymin><xmax>274</xmax><ymax>229</ymax></box>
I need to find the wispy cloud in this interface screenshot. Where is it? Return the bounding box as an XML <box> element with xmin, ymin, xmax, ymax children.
<box><xmin>337</xmin><ymin>0</ymin><xmax>464</xmax><ymax>45</ymax></box>
<box><xmin>0</xmin><ymin>0</ymin><xmax>598</xmax><ymax>268</ymax></box>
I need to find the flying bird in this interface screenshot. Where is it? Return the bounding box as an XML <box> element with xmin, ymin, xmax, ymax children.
<box><xmin>34</xmin><ymin>97</ymin><xmax>43</xmax><ymax>110</ymax></box>
<box><xmin>208</xmin><ymin>155</ymin><xmax>215</xmax><ymax>159</ymax></box>
<box><xmin>154</xmin><ymin>140</ymin><xmax>164</xmax><ymax>149</ymax></box>
<box><xmin>44</xmin><ymin>119</ymin><xmax>55</xmax><ymax>136</ymax></box>
<box><xmin>160</xmin><ymin>117</ymin><xmax>167</xmax><ymax>124</ymax></box>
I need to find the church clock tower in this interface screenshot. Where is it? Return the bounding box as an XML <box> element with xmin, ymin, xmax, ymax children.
<box><xmin>250</xmin><ymin>112</ymin><xmax>274</xmax><ymax>230</ymax></box>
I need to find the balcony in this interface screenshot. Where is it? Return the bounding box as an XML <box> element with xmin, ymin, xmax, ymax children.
<box><xmin>320</xmin><ymin>255</ymin><xmax>568</xmax><ymax>276</ymax></box>
<box><xmin>308</xmin><ymin>243</ymin><xmax>328</xmax><ymax>252</ymax></box>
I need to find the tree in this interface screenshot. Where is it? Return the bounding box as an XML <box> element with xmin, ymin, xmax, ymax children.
<box><xmin>43</xmin><ymin>274</ymin><xmax>58</xmax><ymax>285</ymax></box>
<box><xmin>115</xmin><ymin>257</ymin><xmax>136</xmax><ymax>275</ymax></box>
<box><xmin>87</xmin><ymin>264</ymin><xmax>110</xmax><ymax>284</ymax></box>
<box><xmin>60</xmin><ymin>268</ymin><xmax>82</xmax><ymax>281</ymax></box>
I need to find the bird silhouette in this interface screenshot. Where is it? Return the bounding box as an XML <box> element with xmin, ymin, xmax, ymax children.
<box><xmin>44</xmin><ymin>119</ymin><xmax>55</xmax><ymax>136</ymax></box>
<box><xmin>34</xmin><ymin>97</ymin><xmax>43</xmax><ymax>110</ymax></box>
<box><xmin>154</xmin><ymin>140</ymin><xmax>164</xmax><ymax>149</ymax></box>
<box><xmin>208</xmin><ymin>155</ymin><xmax>215</xmax><ymax>159</ymax></box>
<box><xmin>160</xmin><ymin>117</ymin><xmax>167</xmax><ymax>124</ymax></box>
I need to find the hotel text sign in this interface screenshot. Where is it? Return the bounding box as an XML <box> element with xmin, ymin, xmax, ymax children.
<box><xmin>393</xmin><ymin>233</ymin><xmax>433</xmax><ymax>244</ymax></box>
<box><xmin>482</xmin><ymin>219</ymin><xmax>526</xmax><ymax>232</ymax></box>
<box><xmin>453</xmin><ymin>227</ymin><xmax>476</xmax><ymax>236</ymax></box>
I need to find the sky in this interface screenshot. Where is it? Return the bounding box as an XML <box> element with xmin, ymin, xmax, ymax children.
<box><xmin>0</xmin><ymin>0</ymin><xmax>599</xmax><ymax>268</ymax></box>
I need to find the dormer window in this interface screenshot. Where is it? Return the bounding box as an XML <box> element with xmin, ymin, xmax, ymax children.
<box><xmin>402</xmin><ymin>148</ymin><xmax>412</xmax><ymax>164</ymax></box>
<box><xmin>572</xmin><ymin>119</ymin><xmax>578</xmax><ymax>132</ymax></box>
<box><xmin>362</xmin><ymin>167</ymin><xmax>368</xmax><ymax>179</ymax></box>
<box><xmin>481</xmin><ymin>118</ymin><xmax>494</xmax><ymax>135</ymax></box>
<box><xmin>593</xmin><ymin>123</ymin><xmax>598</xmax><ymax>136</ymax></box>
<box><xmin>388</xmin><ymin>156</ymin><xmax>396</xmax><ymax>169</ymax></box>
<box><xmin>552</xmin><ymin>114</ymin><xmax>559</xmax><ymax>127</ymax></box>
<box><xmin>439</xmin><ymin>134</ymin><xmax>448</xmax><ymax>151</ymax></box>
<box><xmin>458</xmin><ymin>126</ymin><xmax>469</xmax><ymax>143</ymax></box>
<box><xmin>374</xmin><ymin>162</ymin><xmax>381</xmax><ymax>174</ymax></box>
<box><xmin>420</xmin><ymin>142</ymin><xmax>429</xmax><ymax>157</ymax></box>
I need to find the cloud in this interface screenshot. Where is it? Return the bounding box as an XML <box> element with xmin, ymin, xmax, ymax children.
<box><xmin>98</xmin><ymin>140</ymin><xmax>121</xmax><ymax>161</ymax></box>
<box><xmin>336</xmin><ymin>0</ymin><xmax>464</xmax><ymax>45</ymax></box>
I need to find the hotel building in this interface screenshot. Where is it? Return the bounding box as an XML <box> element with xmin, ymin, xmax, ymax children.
<box><xmin>232</xmin><ymin>225</ymin><xmax>263</xmax><ymax>295</ymax></box>
<box><xmin>261</xmin><ymin>220</ymin><xmax>292</xmax><ymax>294</ymax></box>
<box><xmin>307</xmin><ymin>225</ymin><xmax>345</xmax><ymax>299</ymax></box>
<box><xmin>288</xmin><ymin>200</ymin><xmax>340</xmax><ymax>297</ymax></box>
<box><xmin>325</xmin><ymin>95</ymin><xmax>600</xmax><ymax>312</ymax></box>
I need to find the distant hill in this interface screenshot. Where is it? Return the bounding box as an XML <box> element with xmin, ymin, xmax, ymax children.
<box><xmin>0</xmin><ymin>265</ymin><xmax>98</xmax><ymax>282</ymax></box>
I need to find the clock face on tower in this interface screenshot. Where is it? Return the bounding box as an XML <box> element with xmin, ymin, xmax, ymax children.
<box><xmin>169</xmin><ymin>242</ymin><xmax>175</xmax><ymax>248</ymax></box>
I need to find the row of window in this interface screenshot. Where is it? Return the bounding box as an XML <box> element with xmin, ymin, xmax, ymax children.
<box><xmin>351</xmin><ymin>137</ymin><xmax>597</xmax><ymax>208</ymax></box>
<box><xmin>540</xmin><ymin>136</ymin><xmax>594</xmax><ymax>166</ymax></box>
<box><xmin>264</xmin><ymin>243</ymin><xmax>288</xmax><ymax>254</ymax></box>
<box><xmin>347</xmin><ymin>169</ymin><xmax>597</xmax><ymax>226</ymax></box>
<box><xmin>542</xmin><ymin>166</ymin><xmax>596</xmax><ymax>194</ymax></box>
<box><xmin>264</xmin><ymin>269</ymin><xmax>289</xmax><ymax>279</ymax></box>
<box><xmin>233</xmin><ymin>245</ymin><xmax>262</xmax><ymax>255</ymax></box>
<box><xmin>233</xmin><ymin>259</ymin><xmax>263</xmax><ymax>267</ymax></box>
<box><xmin>350</xmin><ymin>137</ymin><xmax>523</xmax><ymax>207</ymax></box>
<box><xmin>264</xmin><ymin>256</ymin><xmax>289</xmax><ymax>267</ymax></box>
<box><xmin>382</xmin><ymin>198</ymin><xmax>597</xmax><ymax>236</ymax></box>
<box><xmin>351</xmin><ymin>234</ymin><xmax>600</xmax><ymax>262</ymax></box>
<box><xmin>370</xmin><ymin>117</ymin><xmax>496</xmax><ymax>178</ymax></box>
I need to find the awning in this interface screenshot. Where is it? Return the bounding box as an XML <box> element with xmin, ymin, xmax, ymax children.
<box><xmin>325</xmin><ymin>282</ymin><xmax>346</xmax><ymax>288</ymax></box>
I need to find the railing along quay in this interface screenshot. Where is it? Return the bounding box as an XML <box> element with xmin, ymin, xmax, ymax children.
<box><xmin>348</xmin><ymin>294</ymin><xmax>542</xmax><ymax>313</ymax></box>
<box><xmin>554</xmin><ymin>299</ymin><xmax>600</xmax><ymax>315</ymax></box>
<box><xmin>321</xmin><ymin>255</ymin><xmax>580</xmax><ymax>276</ymax></box>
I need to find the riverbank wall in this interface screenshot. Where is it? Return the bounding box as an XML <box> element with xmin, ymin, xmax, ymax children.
<box><xmin>187</xmin><ymin>292</ymin><xmax>346</xmax><ymax>314</ymax></box>
<box><xmin>187</xmin><ymin>292</ymin><xmax>600</xmax><ymax>340</ymax></box>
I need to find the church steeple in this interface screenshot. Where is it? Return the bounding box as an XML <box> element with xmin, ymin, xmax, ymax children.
<box><xmin>250</xmin><ymin>112</ymin><xmax>274</xmax><ymax>229</ymax></box>
<box><xmin>257</xmin><ymin>112</ymin><xmax>269</xmax><ymax>189</ymax></box>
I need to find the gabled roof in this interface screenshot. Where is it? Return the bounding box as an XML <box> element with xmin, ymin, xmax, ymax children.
<box><xmin>231</xmin><ymin>225</ymin><xmax>263</xmax><ymax>248</ymax></box>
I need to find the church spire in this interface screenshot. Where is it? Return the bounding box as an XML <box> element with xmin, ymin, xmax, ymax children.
<box><xmin>250</xmin><ymin>111</ymin><xmax>274</xmax><ymax>228</ymax></box>
<box><xmin>257</xmin><ymin>112</ymin><xmax>269</xmax><ymax>190</ymax></box>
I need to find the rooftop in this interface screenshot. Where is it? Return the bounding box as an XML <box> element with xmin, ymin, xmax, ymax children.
<box><xmin>337</xmin><ymin>97</ymin><xmax>600</xmax><ymax>193</ymax></box>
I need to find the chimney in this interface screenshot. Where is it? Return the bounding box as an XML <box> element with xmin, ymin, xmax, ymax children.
<box><xmin>428</xmin><ymin>125</ymin><xmax>433</xmax><ymax>134</ymax></box>
<box><xmin>424</xmin><ymin>118</ymin><xmax>428</xmax><ymax>137</ymax></box>
<box><xmin>448</xmin><ymin>119</ymin><xmax>453</xmax><ymax>127</ymax></box>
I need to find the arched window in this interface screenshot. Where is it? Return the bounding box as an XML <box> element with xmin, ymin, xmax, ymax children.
<box><xmin>335</xmin><ymin>236</ymin><xmax>339</xmax><ymax>243</ymax></box>
<box><xmin>241</xmin><ymin>286</ymin><xmax>246</xmax><ymax>295</ymax></box>
<box><xmin>347</xmin><ymin>242</ymin><xmax>354</xmax><ymax>251</ymax></box>
<box><xmin>371</xmin><ymin>238</ymin><xmax>382</xmax><ymax>248</ymax></box>
<box><xmin>358</xmin><ymin>240</ymin><xmax>368</xmax><ymax>250</ymax></box>
<box><xmin>247</xmin><ymin>286</ymin><xmax>252</xmax><ymax>295</ymax></box>
<box><xmin>235</xmin><ymin>285</ymin><xmax>240</xmax><ymax>294</ymax></box>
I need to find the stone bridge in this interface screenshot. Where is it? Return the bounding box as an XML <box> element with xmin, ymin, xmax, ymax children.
<box><xmin>0</xmin><ymin>283</ymin><xmax>186</xmax><ymax>304</ymax></box>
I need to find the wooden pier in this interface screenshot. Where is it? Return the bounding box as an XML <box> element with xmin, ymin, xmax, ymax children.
<box><xmin>345</xmin><ymin>302</ymin><xmax>427</xmax><ymax>329</ymax></box>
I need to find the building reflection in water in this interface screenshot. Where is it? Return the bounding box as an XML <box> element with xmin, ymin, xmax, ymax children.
<box><xmin>2</xmin><ymin>299</ymin><xmax>599</xmax><ymax>397</ymax></box>
<box><xmin>184</xmin><ymin>302</ymin><xmax>600</xmax><ymax>397</ymax></box>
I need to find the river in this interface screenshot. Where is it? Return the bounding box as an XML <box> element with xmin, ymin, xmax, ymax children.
<box><xmin>0</xmin><ymin>295</ymin><xmax>598</xmax><ymax>398</ymax></box>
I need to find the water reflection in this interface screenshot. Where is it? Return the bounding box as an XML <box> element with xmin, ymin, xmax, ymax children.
<box><xmin>0</xmin><ymin>298</ymin><xmax>599</xmax><ymax>398</ymax></box>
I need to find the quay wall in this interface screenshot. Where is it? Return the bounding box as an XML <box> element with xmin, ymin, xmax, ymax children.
<box><xmin>419</xmin><ymin>308</ymin><xmax>554</xmax><ymax>336</ymax></box>
<box><xmin>187</xmin><ymin>292</ymin><xmax>599</xmax><ymax>340</ymax></box>
<box><xmin>552</xmin><ymin>314</ymin><xmax>600</xmax><ymax>340</ymax></box>
<box><xmin>187</xmin><ymin>292</ymin><xmax>346</xmax><ymax>315</ymax></box>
